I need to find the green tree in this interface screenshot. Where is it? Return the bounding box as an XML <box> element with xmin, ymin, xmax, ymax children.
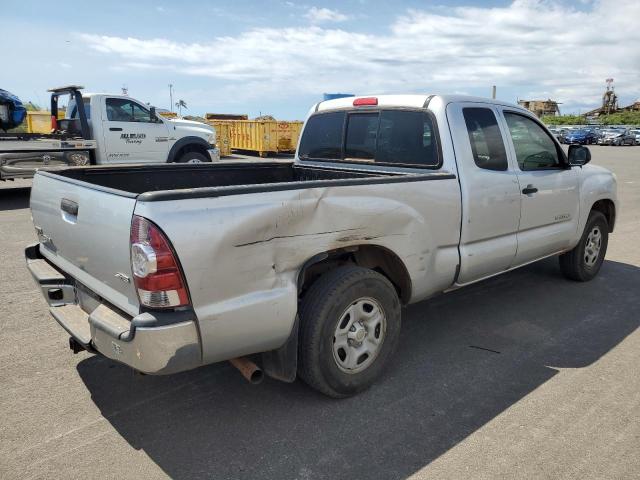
<box><xmin>598</xmin><ymin>111</ymin><xmax>640</xmax><ymax>126</ymax></box>
<box><xmin>24</xmin><ymin>102</ymin><xmax>41</xmax><ymax>111</ymax></box>
<box><xmin>540</xmin><ymin>115</ymin><xmax>588</xmax><ymax>126</ymax></box>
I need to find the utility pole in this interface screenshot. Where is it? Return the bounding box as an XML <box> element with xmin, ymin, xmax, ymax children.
<box><xmin>169</xmin><ymin>84</ymin><xmax>174</xmax><ymax>112</ymax></box>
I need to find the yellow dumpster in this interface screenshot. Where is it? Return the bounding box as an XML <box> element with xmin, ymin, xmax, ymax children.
<box><xmin>205</xmin><ymin>120</ymin><xmax>232</xmax><ymax>157</ymax></box>
<box><xmin>26</xmin><ymin>111</ymin><xmax>66</xmax><ymax>134</ymax></box>
<box><xmin>26</xmin><ymin>111</ymin><xmax>54</xmax><ymax>134</ymax></box>
<box><xmin>225</xmin><ymin>120</ymin><xmax>303</xmax><ymax>157</ymax></box>
<box><xmin>158</xmin><ymin>111</ymin><xmax>178</xmax><ymax>119</ymax></box>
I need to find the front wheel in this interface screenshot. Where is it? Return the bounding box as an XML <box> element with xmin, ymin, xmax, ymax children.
<box><xmin>298</xmin><ymin>266</ymin><xmax>401</xmax><ymax>398</ymax></box>
<box><xmin>559</xmin><ymin>211</ymin><xmax>608</xmax><ymax>281</ymax></box>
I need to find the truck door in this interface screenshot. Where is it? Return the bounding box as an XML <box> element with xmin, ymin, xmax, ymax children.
<box><xmin>101</xmin><ymin>97</ymin><xmax>169</xmax><ymax>163</ymax></box>
<box><xmin>447</xmin><ymin>103</ymin><xmax>521</xmax><ymax>284</ymax></box>
<box><xmin>499</xmin><ymin>110</ymin><xmax>580</xmax><ymax>265</ymax></box>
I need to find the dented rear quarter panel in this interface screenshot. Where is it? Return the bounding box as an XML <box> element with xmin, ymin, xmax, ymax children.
<box><xmin>134</xmin><ymin>177</ymin><xmax>461</xmax><ymax>363</ymax></box>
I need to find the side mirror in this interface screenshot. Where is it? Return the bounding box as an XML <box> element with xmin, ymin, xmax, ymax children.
<box><xmin>568</xmin><ymin>144</ymin><xmax>591</xmax><ymax>166</ymax></box>
<box><xmin>150</xmin><ymin>106</ymin><xmax>157</xmax><ymax>122</ymax></box>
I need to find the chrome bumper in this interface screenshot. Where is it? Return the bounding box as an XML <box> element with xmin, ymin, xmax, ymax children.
<box><xmin>25</xmin><ymin>244</ymin><xmax>202</xmax><ymax>374</ymax></box>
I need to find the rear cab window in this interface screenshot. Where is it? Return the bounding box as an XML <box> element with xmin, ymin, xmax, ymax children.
<box><xmin>66</xmin><ymin>98</ymin><xmax>91</xmax><ymax>120</ymax></box>
<box><xmin>299</xmin><ymin>108</ymin><xmax>440</xmax><ymax>168</ymax></box>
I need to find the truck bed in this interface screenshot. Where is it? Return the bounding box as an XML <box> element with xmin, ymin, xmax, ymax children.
<box><xmin>0</xmin><ymin>133</ymin><xmax>96</xmax><ymax>152</ymax></box>
<box><xmin>40</xmin><ymin>162</ymin><xmax>452</xmax><ymax>201</ymax></box>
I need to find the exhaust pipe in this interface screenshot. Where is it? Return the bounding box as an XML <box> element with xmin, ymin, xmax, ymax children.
<box><xmin>229</xmin><ymin>357</ymin><xmax>264</xmax><ymax>384</ymax></box>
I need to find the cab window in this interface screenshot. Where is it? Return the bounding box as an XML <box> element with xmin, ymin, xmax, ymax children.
<box><xmin>376</xmin><ymin>110</ymin><xmax>438</xmax><ymax>166</ymax></box>
<box><xmin>68</xmin><ymin>98</ymin><xmax>91</xmax><ymax>120</ymax></box>
<box><xmin>345</xmin><ymin>113</ymin><xmax>378</xmax><ymax>160</ymax></box>
<box><xmin>298</xmin><ymin>109</ymin><xmax>439</xmax><ymax>167</ymax></box>
<box><xmin>298</xmin><ymin>111</ymin><xmax>345</xmax><ymax>159</ymax></box>
<box><xmin>106</xmin><ymin>98</ymin><xmax>153</xmax><ymax>123</ymax></box>
<box><xmin>504</xmin><ymin>112</ymin><xmax>562</xmax><ymax>170</ymax></box>
<box><xmin>462</xmin><ymin>108</ymin><xmax>507</xmax><ymax>171</ymax></box>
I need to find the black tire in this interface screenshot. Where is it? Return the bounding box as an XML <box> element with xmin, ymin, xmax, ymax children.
<box><xmin>559</xmin><ymin>211</ymin><xmax>608</xmax><ymax>281</ymax></box>
<box><xmin>298</xmin><ymin>265</ymin><xmax>401</xmax><ymax>398</ymax></box>
<box><xmin>176</xmin><ymin>151</ymin><xmax>209</xmax><ymax>163</ymax></box>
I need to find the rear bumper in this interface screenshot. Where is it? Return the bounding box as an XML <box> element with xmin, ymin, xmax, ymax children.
<box><xmin>25</xmin><ymin>244</ymin><xmax>202</xmax><ymax>374</ymax></box>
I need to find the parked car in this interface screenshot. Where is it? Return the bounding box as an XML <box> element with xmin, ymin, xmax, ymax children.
<box><xmin>547</xmin><ymin>127</ymin><xmax>567</xmax><ymax>143</ymax></box>
<box><xmin>598</xmin><ymin>128</ymin><xmax>636</xmax><ymax>146</ymax></box>
<box><xmin>563</xmin><ymin>128</ymin><xmax>598</xmax><ymax>145</ymax></box>
<box><xmin>0</xmin><ymin>85</ymin><xmax>219</xmax><ymax>181</ymax></box>
<box><xmin>628</xmin><ymin>129</ymin><xmax>640</xmax><ymax>145</ymax></box>
<box><xmin>25</xmin><ymin>94</ymin><xmax>617</xmax><ymax>397</ymax></box>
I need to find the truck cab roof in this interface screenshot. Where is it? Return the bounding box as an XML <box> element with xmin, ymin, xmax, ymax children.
<box><xmin>315</xmin><ymin>94</ymin><xmax>529</xmax><ymax>113</ymax></box>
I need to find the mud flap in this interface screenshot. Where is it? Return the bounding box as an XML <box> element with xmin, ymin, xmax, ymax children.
<box><xmin>261</xmin><ymin>315</ymin><xmax>299</xmax><ymax>383</ymax></box>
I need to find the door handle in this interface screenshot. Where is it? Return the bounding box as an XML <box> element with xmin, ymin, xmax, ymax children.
<box><xmin>109</xmin><ymin>127</ymin><xmax>122</xmax><ymax>131</ymax></box>
<box><xmin>60</xmin><ymin>198</ymin><xmax>78</xmax><ymax>216</ymax></box>
<box><xmin>522</xmin><ymin>184</ymin><xmax>538</xmax><ymax>195</ymax></box>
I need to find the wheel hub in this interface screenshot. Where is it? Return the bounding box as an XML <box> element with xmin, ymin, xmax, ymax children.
<box><xmin>584</xmin><ymin>226</ymin><xmax>602</xmax><ymax>267</ymax></box>
<box><xmin>332</xmin><ymin>298</ymin><xmax>387</xmax><ymax>374</ymax></box>
<box><xmin>348</xmin><ymin>322</ymin><xmax>367</xmax><ymax>343</ymax></box>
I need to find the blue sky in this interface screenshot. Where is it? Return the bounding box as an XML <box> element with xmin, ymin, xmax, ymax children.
<box><xmin>3</xmin><ymin>0</ymin><xmax>639</xmax><ymax>119</ymax></box>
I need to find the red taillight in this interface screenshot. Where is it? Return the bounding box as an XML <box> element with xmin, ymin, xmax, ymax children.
<box><xmin>51</xmin><ymin>115</ymin><xmax>58</xmax><ymax>131</ymax></box>
<box><xmin>130</xmin><ymin>215</ymin><xmax>190</xmax><ymax>308</ymax></box>
<box><xmin>353</xmin><ymin>97</ymin><xmax>378</xmax><ymax>106</ymax></box>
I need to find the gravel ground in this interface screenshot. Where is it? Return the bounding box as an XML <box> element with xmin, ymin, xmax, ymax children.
<box><xmin>0</xmin><ymin>146</ymin><xmax>638</xmax><ymax>479</ymax></box>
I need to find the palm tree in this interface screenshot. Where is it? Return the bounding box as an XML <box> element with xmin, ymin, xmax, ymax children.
<box><xmin>175</xmin><ymin>99</ymin><xmax>188</xmax><ymax>116</ymax></box>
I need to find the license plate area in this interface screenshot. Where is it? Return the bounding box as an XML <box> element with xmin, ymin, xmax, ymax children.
<box><xmin>76</xmin><ymin>281</ymin><xmax>103</xmax><ymax>314</ymax></box>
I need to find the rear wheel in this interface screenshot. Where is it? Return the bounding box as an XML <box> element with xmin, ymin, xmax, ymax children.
<box><xmin>177</xmin><ymin>151</ymin><xmax>209</xmax><ymax>163</ymax></box>
<box><xmin>298</xmin><ymin>266</ymin><xmax>401</xmax><ymax>398</ymax></box>
<box><xmin>559</xmin><ymin>211</ymin><xmax>608</xmax><ymax>281</ymax></box>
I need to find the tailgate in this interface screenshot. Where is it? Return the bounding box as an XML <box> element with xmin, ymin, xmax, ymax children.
<box><xmin>30</xmin><ymin>172</ymin><xmax>140</xmax><ymax>316</ymax></box>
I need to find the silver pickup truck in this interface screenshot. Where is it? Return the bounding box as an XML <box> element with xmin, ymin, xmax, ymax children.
<box><xmin>26</xmin><ymin>95</ymin><xmax>618</xmax><ymax>397</ymax></box>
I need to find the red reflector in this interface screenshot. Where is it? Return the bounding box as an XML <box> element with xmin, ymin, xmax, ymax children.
<box><xmin>51</xmin><ymin>115</ymin><xmax>58</xmax><ymax>131</ymax></box>
<box><xmin>353</xmin><ymin>97</ymin><xmax>378</xmax><ymax>106</ymax></box>
<box><xmin>137</xmin><ymin>270</ymin><xmax>183</xmax><ymax>292</ymax></box>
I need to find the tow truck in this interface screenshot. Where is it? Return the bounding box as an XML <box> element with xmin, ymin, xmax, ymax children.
<box><xmin>0</xmin><ymin>86</ymin><xmax>218</xmax><ymax>181</ymax></box>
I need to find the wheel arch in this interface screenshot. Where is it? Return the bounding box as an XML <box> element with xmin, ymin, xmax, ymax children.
<box><xmin>590</xmin><ymin>199</ymin><xmax>616</xmax><ymax>232</ymax></box>
<box><xmin>297</xmin><ymin>244</ymin><xmax>412</xmax><ymax>305</ymax></box>
<box><xmin>167</xmin><ymin>136</ymin><xmax>210</xmax><ymax>163</ymax></box>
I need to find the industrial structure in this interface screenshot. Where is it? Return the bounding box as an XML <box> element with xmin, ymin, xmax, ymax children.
<box><xmin>517</xmin><ymin>99</ymin><xmax>561</xmax><ymax>117</ymax></box>
<box><xmin>620</xmin><ymin>101</ymin><xmax>640</xmax><ymax>112</ymax></box>
<box><xmin>585</xmin><ymin>79</ymin><xmax>619</xmax><ymax>117</ymax></box>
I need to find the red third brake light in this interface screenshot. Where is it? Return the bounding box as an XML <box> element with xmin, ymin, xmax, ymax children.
<box><xmin>130</xmin><ymin>215</ymin><xmax>190</xmax><ymax>308</ymax></box>
<box><xmin>353</xmin><ymin>97</ymin><xmax>378</xmax><ymax>106</ymax></box>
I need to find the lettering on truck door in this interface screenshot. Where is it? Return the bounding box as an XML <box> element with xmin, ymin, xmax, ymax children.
<box><xmin>499</xmin><ymin>110</ymin><xmax>580</xmax><ymax>265</ymax></box>
<box><xmin>102</xmin><ymin>97</ymin><xmax>169</xmax><ymax>163</ymax></box>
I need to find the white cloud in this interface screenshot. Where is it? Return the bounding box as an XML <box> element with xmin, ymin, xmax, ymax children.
<box><xmin>79</xmin><ymin>0</ymin><xmax>640</xmax><ymax>110</ymax></box>
<box><xmin>305</xmin><ymin>7</ymin><xmax>349</xmax><ymax>23</ymax></box>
